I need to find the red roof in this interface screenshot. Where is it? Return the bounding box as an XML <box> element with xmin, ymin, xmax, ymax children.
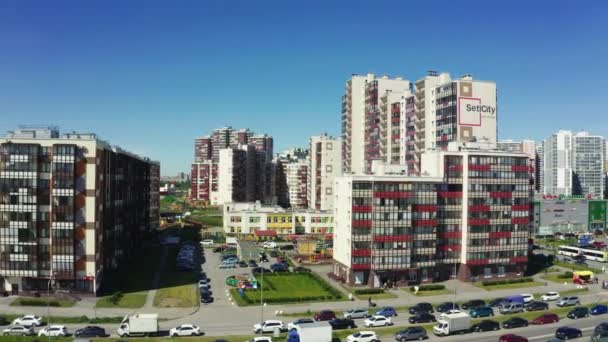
<box><xmin>254</xmin><ymin>229</ymin><xmax>277</xmax><ymax>237</ymax></box>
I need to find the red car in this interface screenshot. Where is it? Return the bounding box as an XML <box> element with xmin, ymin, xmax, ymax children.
<box><xmin>314</xmin><ymin>310</ymin><xmax>336</xmax><ymax>321</ymax></box>
<box><xmin>594</xmin><ymin>241</ymin><xmax>607</xmax><ymax>248</ymax></box>
<box><xmin>499</xmin><ymin>334</ymin><xmax>528</xmax><ymax>342</ymax></box>
<box><xmin>531</xmin><ymin>313</ymin><xmax>559</xmax><ymax>325</ymax></box>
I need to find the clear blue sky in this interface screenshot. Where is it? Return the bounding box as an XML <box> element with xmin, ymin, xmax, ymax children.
<box><xmin>1</xmin><ymin>1</ymin><xmax>606</xmax><ymax>176</ymax></box>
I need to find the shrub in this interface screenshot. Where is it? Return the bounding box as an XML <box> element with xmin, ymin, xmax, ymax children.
<box><xmin>353</xmin><ymin>288</ymin><xmax>385</xmax><ymax>295</ymax></box>
<box><xmin>558</xmin><ymin>271</ymin><xmax>573</xmax><ymax>279</ymax></box>
<box><xmin>481</xmin><ymin>277</ymin><xmax>534</xmax><ymax>286</ymax></box>
<box><xmin>410</xmin><ymin>284</ymin><xmax>446</xmax><ymax>292</ymax></box>
<box><xmin>16</xmin><ymin>298</ymin><xmax>62</xmax><ymax>307</ymax></box>
<box><xmin>109</xmin><ymin>291</ymin><xmax>123</xmax><ymax>305</ymax></box>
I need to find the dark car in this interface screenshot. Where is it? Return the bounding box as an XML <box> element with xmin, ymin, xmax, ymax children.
<box><xmin>74</xmin><ymin>326</ymin><xmax>106</xmax><ymax>338</ymax></box>
<box><xmin>279</xmin><ymin>244</ymin><xmax>295</xmax><ymax>251</ymax></box>
<box><xmin>489</xmin><ymin>298</ymin><xmax>506</xmax><ymax>307</ymax></box>
<box><xmin>567</xmin><ymin>306</ymin><xmax>589</xmax><ymax>319</ymax></box>
<box><xmin>0</xmin><ymin>316</ymin><xmax>10</xmax><ymax>326</ymax></box>
<box><xmin>556</xmin><ymin>327</ymin><xmax>582</xmax><ymax>340</ymax></box>
<box><xmin>502</xmin><ymin>317</ymin><xmax>528</xmax><ymax>329</ymax></box>
<box><xmin>470</xmin><ymin>306</ymin><xmax>494</xmax><ymax>318</ymax></box>
<box><xmin>471</xmin><ymin>319</ymin><xmax>500</xmax><ymax>332</ymax></box>
<box><xmin>394</xmin><ymin>326</ymin><xmax>427</xmax><ymax>341</ymax></box>
<box><xmin>201</xmin><ymin>292</ymin><xmax>214</xmax><ymax>304</ymax></box>
<box><xmin>591</xmin><ymin>304</ymin><xmax>608</xmax><ymax>315</ymax></box>
<box><xmin>293</xmin><ymin>266</ymin><xmax>311</xmax><ymax>273</ymax></box>
<box><xmin>328</xmin><ymin>318</ymin><xmax>356</xmax><ymax>330</ymax></box>
<box><xmin>248</xmin><ymin>260</ymin><xmax>258</xmax><ymax>267</ymax></box>
<box><xmin>199</xmin><ymin>272</ymin><xmax>207</xmax><ymax>280</ymax></box>
<box><xmin>435</xmin><ymin>302</ymin><xmax>459</xmax><ymax>312</ymax></box>
<box><xmin>408</xmin><ymin>313</ymin><xmax>436</xmax><ymax>324</ymax></box>
<box><xmin>200</xmin><ymin>288</ymin><xmax>213</xmax><ymax>296</ymax></box>
<box><xmin>526</xmin><ymin>301</ymin><xmax>549</xmax><ymax>311</ymax></box>
<box><xmin>238</xmin><ymin>260</ymin><xmax>248</xmax><ymax>268</ymax></box>
<box><xmin>409</xmin><ymin>302</ymin><xmax>433</xmax><ymax>314</ymax></box>
<box><xmin>461</xmin><ymin>299</ymin><xmax>486</xmax><ymax>310</ymax></box>
<box><xmin>270</xmin><ymin>263</ymin><xmax>288</xmax><ymax>272</ymax></box>
<box><xmin>314</xmin><ymin>310</ymin><xmax>336</xmax><ymax>321</ymax></box>
<box><xmin>592</xmin><ymin>322</ymin><xmax>608</xmax><ymax>340</ymax></box>
<box><xmin>272</xmin><ymin>267</ymin><xmax>288</xmax><ymax>273</ymax></box>
<box><xmin>252</xmin><ymin>267</ymin><xmax>271</xmax><ymax>274</ymax></box>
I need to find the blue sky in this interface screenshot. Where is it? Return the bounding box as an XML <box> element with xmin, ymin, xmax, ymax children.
<box><xmin>1</xmin><ymin>1</ymin><xmax>606</xmax><ymax>175</ymax></box>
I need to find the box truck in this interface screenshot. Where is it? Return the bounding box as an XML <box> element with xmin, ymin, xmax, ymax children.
<box><xmin>117</xmin><ymin>313</ymin><xmax>159</xmax><ymax>337</ymax></box>
<box><xmin>286</xmin><ymin>323</ymin><xmax>332</xmax><ymax>342</ymax></box>
<box><xmin>432</xmin><ymin>310</ymin><xmax>471</xmax><ymax>336</ymax></box>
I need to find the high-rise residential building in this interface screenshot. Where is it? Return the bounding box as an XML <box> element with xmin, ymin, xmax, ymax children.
<box><xmin>572</xmin><ymin>132</ymin><xmax>605</xmax><ymax>199</ymax></box>
<box><xmin>342</xmin><ymin>74</ymin><xmax>410</xmax><ymax>174</ymax></box>
<box><xmin>285</xmin><ymin>160</ymin><xmax>308</xmax><ymax>209</ymax></box>
<box><xmin>497</xmin><ymin>140</ymin><xmax>537</xmax><ymax>191</ymax></box>
<box><xmin>190</xmin><ymin>127</ymin><xmax>273</xmax><ymax>204</ymax></box>
<box><xmin>0</xmin><ymin>127</ymin><xmax>159</xmax><ymax>295</ymax></box>
<box><xmin>543</xmin><ymin>130</ymin><xmax>574</xmax><ymax>196</ymax></box>
<box><xmin>308</xmin><ymin>134</ymin><xmax>342</xmax><ymax>211</ymax></box>
<box><xmin>535</xmin><ymin>142</ymin><xmax>544</xmax><ymax>193</ymax></box>
<box><xmin>333</xmin><ymin>142</ymin><xmax>531</xmax><ymax>286</ymax></box>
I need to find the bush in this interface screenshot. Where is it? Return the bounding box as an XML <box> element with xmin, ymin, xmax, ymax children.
<box><xmin>15</xmin><ymin>298</ymin><xmax>62</xmax><ymax>307</ymax></box>
<box><xmin>353</xmin><ymin>288</ymin><xmax>385</xmax><ymax>295</ymax></box>
<box><xmin>558</xmin><ymin>271</ymin><xmax>573</xmax><ymax>279</ymax></box>
<box><xmin>109</xmin><ymin>291</ymin><xmax>124</xmax><ymax>305</ymax></box>
<box><xmin>481</xmin><ymin>277</ymin><xmax>534</xmax><ymax>286</ymax></box>
<box><xmin>410</xmin><ymin>284</ymin><xmax>446</xmax><ymax>292</ymax></box>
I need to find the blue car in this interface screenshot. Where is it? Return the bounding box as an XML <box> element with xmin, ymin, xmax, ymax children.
<box><xmin>591</xmin><ymin>304</ymin><xmax>608</xmax><ymax>315</ymax></box>
<box><xmin>376</xmin><ymin>306</ymin><xmax>397</xmax><ymax>317</ymax></box>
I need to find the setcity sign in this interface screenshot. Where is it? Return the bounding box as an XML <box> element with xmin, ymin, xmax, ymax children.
<box><xmin>465</xmin><ymin>103</ymin><xmax>496</xmax><ymax>115</ymax></box>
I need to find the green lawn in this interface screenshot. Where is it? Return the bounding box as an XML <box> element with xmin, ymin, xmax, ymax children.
<box><xmin>190</xmin><ymin>214</ymin><xmax>223</xmax><ymax>227</ymax></box>
<box><xmin>153</xmin><ymin>246</ymin><xmax>199</xmax><ymax>308</ymax></box>
<box><xmin>96</xmin><ymin>293</ymin><xmax>147</xmax><ymax>308</ymax></box>
<box><xmin>10</xmin><ymin>297</ymin><xmax>76</xmax><ymax>307</ymax></box>
<box><xmin>473</xmin><ymin>281</ymin><xmax>545</xmax><ymax>291</ymax></box>
<box><xmin>554</xmin><ymin>261</ymin><xmax>602</xmax><ymax>273</ymax></box>
<box><xmin>231</xmin><ymin>273</ymin><xmax>343</xmax><ymax>306</ymax></box>
<box><xmin>541</xmin><ymin>273</ymin><xmax>572</xmax><ymax>284</ymax></box>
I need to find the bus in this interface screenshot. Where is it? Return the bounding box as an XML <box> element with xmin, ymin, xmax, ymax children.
<box><xmin>558</xmin><ymin>245</ymin><xmax>608</xmax><ymax>263</ymax></box>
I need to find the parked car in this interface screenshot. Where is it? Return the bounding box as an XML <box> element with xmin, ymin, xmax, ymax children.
<box><xmin>556</xmin><ymin>296</ymin><xmax>580</xmax><ymax>307</ymax></box>
<box><xmin>470</xmin><ymin>306</ymin><xmax>494</xmax><ymax>318</ymax></box>
<box><xmin>200</xmin><ymin>292</ymin><xmax>214</xmax><ymax>304</ymax></box>
<box><xmin>375</xmin><ymin>306</ymin><xmax>397</xmax><ymax>317</ymax></box>
<box><xmin>409</xmin><ymin>302</ymin><xmax>433</xmax><ymax>314</ymax></box>
<box><xmin>263</xmin><ymin>241</ymin><xmax>277</xmax><ymax>249</ymax></box>
<box><xmin>363</xmin><ymin>315</ymin><xmax>392</xmax><ymax>327</ymax></box>
<box><xmin>314</xmin><ymin>310</ymin><xmax>336</xmax><ymax>321</ymax></box>
<box><xmin>471</xmin><ymin>319</ymin><xmax>500</xmax><ymax>332</ymax></box>
<box><xmin>555</xmin><ymin>326</ymin><xmax>583</xmax><ymax>340</ymax></box>
<box><xmin>247</xmin><ymin>338</ymin><xmax>272</xmax><ymax>342</ymax></box>
<box><xmin>502</xmin><ymin>317</ymin><xmax>528</xmax><ymax>329</ymax></box>
<box><xmin>408</xmin><ymin>313</ymin><xmax>435</xmax><ymax>324</ymax></box>
<box><xmin>531</xmin><ymin>313</ymin><xmax>559</xmax><ymax>325</ymax></box>
<box><xmin>287</xmin><ymin>318</ymin><xmax>315</xmax><ymax>331</ymax></box>
<box><xmin>248</xmin><ymin>260</ymin><xmax>258</xmax><ymax>267</ymax></box>
<box><xmin>293</xmin><ymin>266</ymin><xmax>311</xmax><ymax>273</ymax></box>
<box><xmin>525</xmin><ymin>301</ymin><xmax>549</xmax><ymax>311</ymax></box>
<box><xmin>328</xmin><ymin>318</ymin><xmax>356</xmax><ymax>330</ymax></box>
<box><xmin>436</xmin><ymin>302</ymin><xmax>459</xmax><ymax>312</ymax></box>
<box><xmin>199</xmin><ymin>272</ymin><xmax>207</xmax><ymax>280</ymax></box>
<box><xmin>520</xmin><ymin>294</ymin><xmax>534</xmax><ymax>303</ymax></box>
<box><xmin>200</xmin><ymin>239</ymin><xmax>214</xmax><ymax>246</ymax></box>
<box><xmin>238</xmin><ymin>260</ymin><xmax>248</xmax><ymax>268</ymax></box>
<box><xmin>38</xmin><ymin>325</ymin><xmax>68</xmax><ymax>337</ymax></box>
<box><xmin>2</xmin><ymin>326</ymin><xmax>34</xmax><ymax>336</ymax></box>
<box><xmin>591</xmin><ymin>304</ymin><xmax>608</xmax><ymax>315</ymax></box>
<box><xmin>489</xmin><ymin>298</ymin><xmax>505</xmax><ymax>308</ymax></box>
<box><xmin>499</xmin><ymin>334</ymin><xmax>528</xmax><ymax>342</ymax></box>
<box><xmin>252</xmin><ymin>320</ymin><xmax>285</xmax><ymax>334</ymax></box>
<box><xmin>592</xmin><ymin>322</ymin><xmax>608</xmax><ymax>341</ymax></box>
<box><xmin>11</xmin><ymin>315</ymin><xmax>42</xmax><ymax>327</ymax></box>
<box><xmin>499</xmin><ymin>302</ymin><xmax>524</xmax><ymax>314</ymax></box>
<box><xmin>542</xmin><ymin>292</ymin><xmax>560</xmax><ymax>301</ymax></box>
<box><xmin>74</xmin><ymin>326</ymin><xmax>106</xmax><ymax>337</ymax></box>
<box><xmin>567</xmin><ymin>306</ymin><xmax>589</xmax><ymax>319</ymax></box>
<box><xmin>344</xmin><ymin>308</ymin><xmax>370</xmax><ymax>319</ymax></box>
<box><xmin>252</xmin><ymin>267</ymin><xmax>271</xmax><ymax>274</ymax></box>
<box><xmin>270</xmin><ymin>263</ymin><xmax>288</xmax><ymax>273</ymax></box>
<box><xmin>170</xmin><ymin>324</ymin><xmax>201</xmax><ymax>337</ymax></box>
<box><xmin>219</xmin><ymin>261</ymin><xmax>237</xmax><ymax>269</ymax></box>
<box><xmin>394</xmin><ymin>326</ymin><xmax>427</xmax><ymax>341</ymax></box>
<box><xmin>461</xmin><ymin>299</ymin><xmax>486</xmax><ymax>310</ymax></box>
<box><xmin>279</xmin><ymin>244</ymin><xmax>294</xmax><ymax>251</ymax></box>
<box><xmin>345</xmin><ymin>331</ymin><xmax>379</xmax><ymax>342</ymax></box>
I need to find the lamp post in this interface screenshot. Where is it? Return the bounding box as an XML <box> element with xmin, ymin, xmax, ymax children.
<box><xmin>448</xmin><ymin>248</ymin><xmax>456</xmax><ymax>311</ymax></box>
<box><xmin>47</xmin><ymin>271</ymin><xmax>56</xmax><ymax>342</ymax></box>
<box><xmin>260</xmin><ymin>268</ymin><xmax>264</xmax><ymax>324</ymax></box>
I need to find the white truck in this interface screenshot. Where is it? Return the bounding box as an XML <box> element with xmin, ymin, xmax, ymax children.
<box><xmin>432</xmin><ymin>310</ymin><xmax>471</xmax><ymax>336</ymax></box>
<box><xmin>288</xmin><ymin>323</ymin><xmax>332</xmax><ymax>342</ymax></box>
<box><xmin>117</xmin><ymin>313</ymin><xmax>159</xmax><ymax>337</ymax></box>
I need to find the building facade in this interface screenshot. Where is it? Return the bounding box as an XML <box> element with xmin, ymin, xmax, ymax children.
<box><xmin>333</xmin><ymin>143</ymin><xmax>531</xmax><ymax>287</ymax></box>
<box><xmin>285</xmin><ymin>160</ymin><xmax>308</xmax><ymax>209</ymax></box>
<box><xmin>572</xmin><ymin>132</ymin><xmax>605</xmax><ymax>199</ymax></box>
<box><xmin>532</xmin><ymin>197</ymin><xmax>607</xmax><ymax>235</ymax></box>
<box><xmin>543</xmin><ymin>130</ymin><xmax>574</xmax><ymax>196</ymax></box>
<box><xmin>308</xmin><ymin>135</ymin><xmax>342</xmax><ymax>211</ymax></box>
<box><xmin>0</xmin><ymin>128</ymin><xmax>159</xmax><ymax>295</ymax></box>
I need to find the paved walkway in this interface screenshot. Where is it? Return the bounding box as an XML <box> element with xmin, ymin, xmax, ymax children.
<box><xmin>143</xmin><ymin>245</ymin><xmax>169</xmax><ymax>309</ymax></box>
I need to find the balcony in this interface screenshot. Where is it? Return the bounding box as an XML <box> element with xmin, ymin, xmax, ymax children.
<box><xmin>352</xmin><ymin>249</ymin><xmax>372</xmax><ymax>257</ymax></box>
<box><xmin>352</xmin><ymin>234</ymin><xmax>372</xmax><ymax>242</ymax></box>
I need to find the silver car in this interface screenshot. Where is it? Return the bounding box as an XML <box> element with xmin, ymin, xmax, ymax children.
<box><xmin>556</xmin><ymin>296</ymin><xmax>580</xmax><ymax>307</ymax></box>
<box><xmin>343</xmin><ymin>308</ymin><xmax>370</xmax><ymax>319</ymax></box>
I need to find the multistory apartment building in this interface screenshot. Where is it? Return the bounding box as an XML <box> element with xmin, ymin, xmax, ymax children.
<box><xmin>535</xmin><ymin>143</ymin><xmax>544</xmax><ymax>194</ymax></box>
<box><xmin>308</xmin><ymin>135</ymin><xmax>342</xmax><ymax>211</ymax></box>
<box><xmin>497</xmin><ymin>140</ymin><xmax>537</xmax><ymax>190</ymax></box>
<box><xmin>572</xmin><ymin>132</ymin><xmax>605</xmax><ymax>199</ymax></box>
<box><xmin>285</xmin><ymin>160</ymin><xmax>308</xmax><ymax>209</ymax></box>
<box><xmin>223</xmin><ymin>202</ymin><xmax>333</xmax><ymax>236</ymax></box>
<box><xmin>190</xmin><ymin>127</ymin><xmax>273</xmax><ymax>204</ymax></box>
<box><xmin>543</xmin><ymin>130</ymin><xmax>574</xmax><ymax>196</ymax></box>
<box><xmin>333</xmin><ymin>142</ymin><xmax>531</xmax><ymax>287</ymax></box>
<box><xmin>0</xmin><ymin>128</ymin><xmax>159</xmax><ymax>295</ymax></box>
<box><xmin>342</xmin><ymin>74</ymin><xmax>409</xmax><ymax>174</ymax></box>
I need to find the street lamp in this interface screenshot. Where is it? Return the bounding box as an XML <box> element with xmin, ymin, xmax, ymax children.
<box><xmin>260</xmin><ymin>268</ymin><xmax>265</xmax><ymax>325</ymax></box>
<box><xmin>47</xmin><ymin>271</ymin><xmax>57</xmax><ymax>342</ymax></box>
<box><xmin>448</xmin><ymin>248</ymin><xmax>456</xmax><ymax>311</ymax></box>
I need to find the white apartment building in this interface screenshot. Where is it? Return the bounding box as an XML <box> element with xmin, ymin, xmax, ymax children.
<box><xmin>543</xmin><ymin>130</ymin><xmax>574</xmax><ymax>196</ymax></box>
<box><xmin>342</xmin><ymin>74</ymin><xmax>410</xmax><ymax>174</ymax></box>
<box><xmin>285</xmin><ymin>159</ymin><xmax>308</xmax><ymax>209</ymax></box>
<box><xmin>573</xmin><ymin>132</ymin><xmax>606</xmax><ymax>198</ymax></box>
<box><xmin>308</xmin><ymin>134</ymin><xmax>342</xmax><ymax>211</ymax></box>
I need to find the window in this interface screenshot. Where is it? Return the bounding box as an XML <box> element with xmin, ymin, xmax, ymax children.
<box><xmin>326</xmin><ymin>142</ymin><xmax>333</xmax><ymax>150</ymax></box>
<box><xmin>484</xmin><ymin>267</ymin><xmax>492</xmax><ymax>278</ymax></box>
<box><xmin>326</xmin><ymin>165</ymin><xmax>333</xmax><ymax>173</ymax></box>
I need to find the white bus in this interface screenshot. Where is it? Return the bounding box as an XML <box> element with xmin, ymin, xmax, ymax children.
<box><xmin>558</xmin><ymin>245</ymin><xmax>608</xmax><ymax>262</ymax></box>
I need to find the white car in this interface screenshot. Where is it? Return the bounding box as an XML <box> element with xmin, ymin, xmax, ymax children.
<box><xmin>520</xmin><ymin>293</ymin><xmax>534</xmax><ymax>303</ymax></box>
<box><xmin>542</xmin><ymin>291</ymin><xmax>560</xmax><ymax>301</ymax></box>
<box><xmin>363</xmin><ymin>315</ymin><xmax>392</xmax><ymax>327</ymax></box>
<box><xmin>253</xmin><ymin>320</ymin><xmax>285</xmax><ymax>334</ymax></box>
<box><xmin>287</xmin><ymin>318</ymin><xmax>315</xmax><ymax>330</ymax></box>
<box><xmin>12</xmin><ymin>315</ymin><xmax>43</xmax><ymax>327</ymax></box>
<box><xmin>200</xmin><ymin>239</ymin><xmax>214</xmax><ymax>246</ymax></box>
<box><xmin>248</xmin><ymin>337</ymin><xmax>273</xmax><ymax>342</ymax></box>
<box><xmin>38</xmin><ymin>325</ymin><xmax>68</xmax><ymax>337</ymax></box>
<box><xmin>3</xmin><ymin>326</ymin><xmax>35</xmax><ymax>336</ymax></box>
<box><xmin>263</xmin><ymin>241</ymin><xmax>277</xmax><ymax>249</ymax></box>
<box><xmin>169</xmin><ymin>324</ymin><xmax>201</xmax><ymax>337</ymax></box>
<box><xmin>346</xmin><ymin>331</ymin><xmax>379</xmax><ymax>342</ymax></box>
